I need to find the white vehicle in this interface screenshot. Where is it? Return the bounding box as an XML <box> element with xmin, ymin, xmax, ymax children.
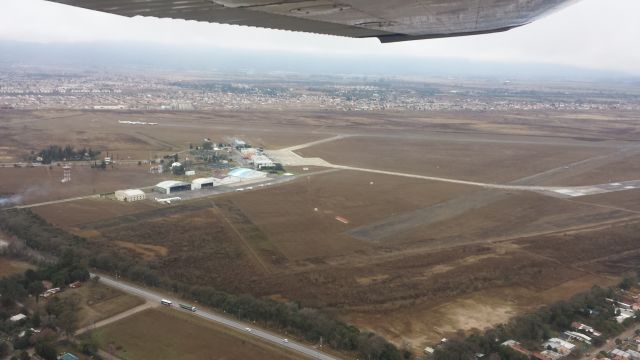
<box><xmin>160</xmin><ymin>299</ymin><xmax>172</xmax><ymax>306</ymax></box>
<box><xmin>283</xmin><ymin>338</ymin><xmax>289</xmax><ymax>343</ymax></box>
<box><xmin>245</xmin><ymin>327</ymin><xmax>252</xmax><ymax>332</ymax></box>
<box><xmin>236</xmin><ymin>188</ymin><xmax>245</xmax><ymax>192</ymax></box>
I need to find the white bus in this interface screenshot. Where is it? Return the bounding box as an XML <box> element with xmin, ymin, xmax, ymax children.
<box><xmin>160</xmin><ymin>299</ymin><xmax>172</xmax><ymax>306</ymax></box>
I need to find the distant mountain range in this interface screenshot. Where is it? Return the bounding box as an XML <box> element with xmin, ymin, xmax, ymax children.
<box><xmin>0</xmin><ymin>40</ymin><xmax>636</xmax><ymax>81</ymax></box>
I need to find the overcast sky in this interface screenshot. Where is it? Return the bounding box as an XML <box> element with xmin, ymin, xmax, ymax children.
<box><xmin>1</xmin><ymin>0</ymin><xmax>640</xmax><ymax>75</ymax></box>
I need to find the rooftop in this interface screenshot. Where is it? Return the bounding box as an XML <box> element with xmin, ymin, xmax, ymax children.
<box><xmin>58</xmin><ymin>353</ymin><xmax>79</xmax><ymax>360</ymax></box>
<box><xmin>117</xmin><ymin>189</ymin><xmax>145</xmax><ymax>196</ymax></box>
<box><xmin>156</xmin><ymin>180</ymin><xmax>189</xmax><ymax>188</ymax></box>
<box><xmin>227</xmin><ymin>167</ymin><xmax>266</xmax><ymax>179</ymax></box>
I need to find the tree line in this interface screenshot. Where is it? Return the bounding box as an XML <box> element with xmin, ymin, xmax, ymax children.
<box><xmin>0</xmin><ymin>209</ymin><xmax>408</xmax><ymax>360</ymax></box>
<box><xmin>33</xmin><ymin>145</ymin><xmax>100</xmax><ymax>164</ymax></box>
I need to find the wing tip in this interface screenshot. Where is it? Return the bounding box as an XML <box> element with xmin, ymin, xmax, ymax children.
<box><xmin>376</xmin><ymin>24</ymin><xmax>524</xmax><ymax>43</ymax></box>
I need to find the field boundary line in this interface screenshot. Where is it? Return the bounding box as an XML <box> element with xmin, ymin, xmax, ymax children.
<box><xmin>211</xmin><ymin>204</ymin><xmax>272</xmax><ymax>274</ymax></box>
<box><xmin>75</xmin><ymin>301</ymin><xmax>156</xmax><ymax>336</ymax></box>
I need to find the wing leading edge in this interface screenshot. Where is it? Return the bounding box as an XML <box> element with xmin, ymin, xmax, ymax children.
<box><xmin>45</xmin><ymin>0</ymin><xmax>580</xmax><ymax>43</ymax></box>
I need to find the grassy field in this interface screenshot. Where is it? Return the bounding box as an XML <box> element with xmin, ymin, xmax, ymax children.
<box><xmin>0</xmin><ymin>256</ymin><xmax>33</xmax><ymax>277</ymax></box>
<box><xmin>219</xmin><ymin>170</ymin><xmax>473</xmax><ymax>261</ymax></box>
<box><xmin>95</xmin><ymin>308</ymin><xmax>304</xmax><ymax>360</ymax></box>
<box><xmin>32</xmin><ymin>198</ymin><xmax>160</xmax><ymax>228</ymax></box>
<box><xmin>296</xmin><ymin>134</ymin><xmax>609</xmax><ymax>183</ymax></box>
<box><xmin>56</xmin><ymin>281</ymin><xmax>145</xmax><ymax>328</ymax></box>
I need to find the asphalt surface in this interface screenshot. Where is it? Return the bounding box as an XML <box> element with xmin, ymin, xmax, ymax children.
<box><xmin>96</xmin><ymin>274</ymin><xmax>339</xmax><ymax>360</ymax></box>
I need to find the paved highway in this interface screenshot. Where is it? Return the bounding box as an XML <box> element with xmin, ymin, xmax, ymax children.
<box><xmin>96</xmin><ymin>274</ymin><xmax>340</xmax><ymax>360</ymax></box>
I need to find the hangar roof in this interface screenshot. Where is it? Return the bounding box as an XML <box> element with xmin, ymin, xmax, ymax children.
<box><xmin>156</xmin><ymin>180</ymin><xmax>190</xmax><ymax>189</ymax></box>
<box><xmin>227</xmin><ymin>168</ymin><xmax>266</xmax><ymax>179</ymax></box>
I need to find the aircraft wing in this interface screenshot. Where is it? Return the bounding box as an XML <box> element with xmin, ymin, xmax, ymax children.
<box><xmin>45</xmin><ymin>0</ymin><xmax>579</xmax><ymax>43</ymax></box>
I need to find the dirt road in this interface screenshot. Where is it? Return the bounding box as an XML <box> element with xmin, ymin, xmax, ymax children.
<box><xmin>75</xmin><ymin>301</ymin><xmax>156</xmax><ymax>336</ymax></box>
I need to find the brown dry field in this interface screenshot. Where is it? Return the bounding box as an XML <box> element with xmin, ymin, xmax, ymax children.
<box><xmin>0</xmin><ymin>256</ymin><xmax>33</xmax><ymax>277</ymax></box>
<box><xmin>0</xmin><ymin>109</ymin><xmax>332</xmax><ymax>161</ymax></box>
<box><xmin>35</xmin><ymin>172</ymin><xmax>640</xmax><ymax>349</ymax></box>
<box><xmin>7</xmin><ymin>109</ymin><xmax>640</xmax><ymax>351</ymax></box>
<box><xmin>575</xmin><ymin>188</ymin><xmax>640</xmax><ymax>212</ymax></box>
<box><xmin>0</xmin><ymin>165</ymin><xmax>173</xmax><ymax>204</ymax></box>
<box><xmin>391</xmin><ymin>190</ymin><xmax>633</xmax><ymax>248</ymax></box>
<box><xmin>32</xmin><ymin>198</ymin><xmax>160</xmax><ymax>228</ymax></box>
<box><xmin>297</xmin><ymin>135</ymin><xmax>614</xmax><ymax>183</ymax></box>
<box><xmin>55</xmin><ymin>281</ymin><xmax>146</xmax><ymax>328</ymax></box>
<box><xmin>219</xmin><ymin>170</ymin><xmax>473</xmax><ymax>262</ymax></box>
<box><xmin>95</xmin><ymin>308</ymin><xmax>304</xmax><ymax>360</ymax></box>
<box><xmin>540</xmin><ymin>153</ymin><xmax>640</xmax><ymax>186</ymax></box>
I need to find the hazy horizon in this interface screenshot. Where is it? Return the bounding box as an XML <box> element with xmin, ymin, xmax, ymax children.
<box><xmin>1</xmin><ymin>40</ymin><xmax>638</xmax><ymax>82</ymax></box>
<box><xmin>1</xmin><ymin>0</ymin><xmax>640</xmax><ymax>76</ymax></box>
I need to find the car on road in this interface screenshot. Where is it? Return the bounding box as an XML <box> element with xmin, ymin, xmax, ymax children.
<box><xmin>245</xmin><ymin>327</ymin><xmax>252</xmax><ymax>332</ymax></box>
<box><xmin>283</xmin><ymin>338</ymin><xmax>289</xmax><ymax>343</ymax></box>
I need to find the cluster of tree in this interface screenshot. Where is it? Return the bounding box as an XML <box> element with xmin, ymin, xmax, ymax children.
<box><xmin>0</xmin><ymin>254</ymin><xmax>90</xmax><ymax>360</ymax></box>
<box><xmin>0</xmin><ymin>251</ymin><xmax>89</xmax><ymax>308</ymax></box>
<box><xmin>434</xmin><ymin>286</ymin><xmax>631</xmax><ymax>360</ymax></box>
<box><xmin>261</xmin><ymin>163</ymin><xmax>285</xmax><ymax>173</ymax></box>
<box><xmin>190</xmin><ymin>147</ymin><xmax>230</xmax><ymax>164</ymax></box>
<box><xmin>196</xmin><ymin>141</ymin><xmax>229</xmax><ymax>151</ymax></box>
<box><xmin>201</xmin><ymin>141</ymin><xmax>213</xmax><ymax>150</ymax></box>
<box><xmin>0</xmin><ymin>209</ymin><xmax>408</xmax><ymax>360</ymax></box>
<box><xmin>33</xmin><ymin>145</ymin><xmax>100</xmax><ymax>164</ymax></box>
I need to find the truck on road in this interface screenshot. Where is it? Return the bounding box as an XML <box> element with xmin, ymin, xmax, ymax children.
<box><xmin>160</xmin><ymin>299</ymin><xmax>172</xmax><ymax>306</ymax></box>
<box><xmin>179</xmin><ymin>303</ymin><xmax>197</xmax><ymax>312</ymax></box>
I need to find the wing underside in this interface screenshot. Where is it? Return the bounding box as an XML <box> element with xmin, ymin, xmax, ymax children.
<box><xmin>45</xmin><ymin>0</ymin><xmax>578</xmax><ymax>42</ymax></box>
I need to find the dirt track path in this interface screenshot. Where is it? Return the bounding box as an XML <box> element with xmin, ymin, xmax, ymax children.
<box><xmin>75</xmin><ymin>301</ymin><xmax>156</xmax><ymax>336</ymax></box>
<box><xmin>211</xmin><ymin>205</ymin><xmax>272</xmax><ymax>274</ymax></box>
<box><xmin>76</xmin><ymin>301</ymin><xmax>159</xmax><ymax>336</ymax></box>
